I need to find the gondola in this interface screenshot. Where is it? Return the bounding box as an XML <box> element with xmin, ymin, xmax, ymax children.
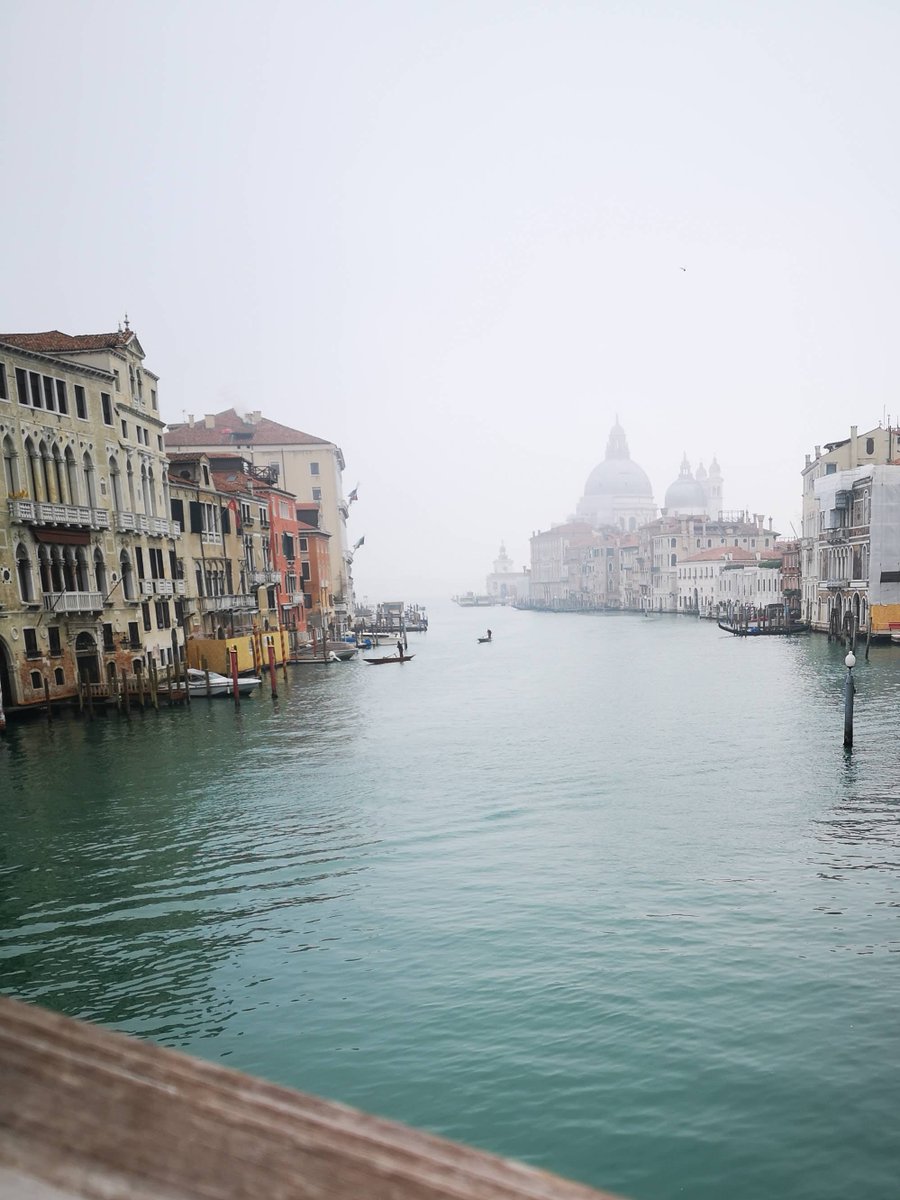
<box><xmin>363</xmin><ymin>654</ymin><xmax>415</xmax><ymax>665</ymax></box>
<box><xmin>477</xmin><ymin>636</ymin><xmax>492</xmax><ymax>643</ymax></box>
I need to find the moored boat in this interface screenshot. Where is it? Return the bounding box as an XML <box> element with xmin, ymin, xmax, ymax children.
<box><xmin>718</xmin><ymin>620</ymin><xmax>810</xmax><ymax>637</ymax></box>
<box><xmin>364</xmin><ymin>654</ymin><xmax>415</xmax><ymax>665</ymax></box>
<box><xmin>166</xmin><ymin>669</ymin><xmax>262</xmax><ymax>697</ymax></box>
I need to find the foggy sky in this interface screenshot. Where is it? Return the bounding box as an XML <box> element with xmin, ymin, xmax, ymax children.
<box><xmin>3</xmin><ymin>1</ymin><xmax>899</xmax><ymax>600</ymax></box>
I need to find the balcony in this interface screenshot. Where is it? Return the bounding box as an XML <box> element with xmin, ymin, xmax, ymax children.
<box><xmin>154</xmin><ymin>580</ymin><xmax>174</xmax><ymax>597</ymax></box>
<box><xmin>140</xmin><ymin>580</ymin><xmax>155</xmax><ymax>596</ymax></box>
<box><xmin>201</xmin><ymin>530</ymin><xmax>221</xmax><ymax>545</ymax></box>
<box><xmin>251</xmin><ymin>569</ymin><xmax>281</xmax><ymax>586</ymax></box>
<box><xmin>113</xmin><ymin>511</ymin><xmax>181</xmax><ymax>537</ymax></box>
<box><xmin>820</xmin><ymin>578</ymin><xmax>850</xmax><ymax>590</ymax></box>
<box><xmin>199</xmin><ymin>594</ymin><xmax>257</xmax><ymax>613</ymax></box>
<box><xmin>43</xmin><ymin>591</ymin><xmax>103</xmax><ymax>614</ymax></box>
<box><xmin>825</xmin><ymin>529</ymin><xmax>847</xmax><ymax>544</ymax></box>
<box><xmin>9</xmin><ymin>500</ymin><xmax>110</xmax><ymax>530</ymax></box>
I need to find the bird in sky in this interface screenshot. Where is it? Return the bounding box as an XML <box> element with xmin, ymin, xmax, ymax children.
<box><xmin>679</xmin><ymin>266</ymin><xmax>687</xmax><ymax>272</ymax></box>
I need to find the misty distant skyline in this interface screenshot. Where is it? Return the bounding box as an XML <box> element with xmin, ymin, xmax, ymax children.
<box><xmin>3</xmin><ymin>1</ymin><xmax>899</xmax><ymax>599</ymax></box>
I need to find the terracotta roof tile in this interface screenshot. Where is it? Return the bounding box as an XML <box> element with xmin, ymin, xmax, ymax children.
<box><xmin>166</xmin><ymin>408</ymin><xmax>330</xmax><ymax>447</ymax></box>
<box><xmin>0</xmin><ymin>330</ymin><xmax>133</xmax><ymax>352</ymax></box>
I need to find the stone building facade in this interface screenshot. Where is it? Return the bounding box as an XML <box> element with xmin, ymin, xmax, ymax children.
<box><xmin>0</xmin><ymin>328</ymin><xmax>183</xmax><ymax>713</ymax></box>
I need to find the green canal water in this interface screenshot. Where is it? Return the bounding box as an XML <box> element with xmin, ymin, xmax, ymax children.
<box><xmin>1</xmin><ymin>604</ymin><xmax>899</xmax><ymax>1200</ymax></box>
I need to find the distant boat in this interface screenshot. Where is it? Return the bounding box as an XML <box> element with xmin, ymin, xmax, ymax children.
<box><xmin>477</xmin><ymin>636</ymin><xmax>492</xmax><ymax>643</ymax></box>
<box><xmin>364</xmin><ymin>654</ymin><xmax>415</xmax><ymax>665</ymax></box>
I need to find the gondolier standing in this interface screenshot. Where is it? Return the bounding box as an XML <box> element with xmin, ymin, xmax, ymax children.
<box><xmin>397</xmin><ymin>639</ymin><xmax>404</xmax><ymax>661</ymax></box>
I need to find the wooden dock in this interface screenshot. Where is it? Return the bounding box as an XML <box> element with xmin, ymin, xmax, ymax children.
<box><xmin>0</xmin><ymin>995</ymin><xmax>626</xmax><ymax>1200</ymax></box>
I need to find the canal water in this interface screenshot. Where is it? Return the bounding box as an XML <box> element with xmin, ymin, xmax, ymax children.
<box><xmin>1</xmin><ymin>605</ymin><xmax>899</xmax><ymax>1200</ymax></box>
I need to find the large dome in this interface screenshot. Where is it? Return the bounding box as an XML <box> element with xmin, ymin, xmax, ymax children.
<box><xmin>575</xmin><ymin>420</ymin><xmax>657</xmax><ymax>530</ymax></box>
<box><xmin>585</xmin><ymin>456</ymin><xmax>653</xmax><ymax>498</ymax></box>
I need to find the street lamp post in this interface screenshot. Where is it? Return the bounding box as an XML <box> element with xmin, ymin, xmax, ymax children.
<box><xmin>843</xmin><ymin>650</ymin><xmax>856</xmax><ymax>749</ymax></box>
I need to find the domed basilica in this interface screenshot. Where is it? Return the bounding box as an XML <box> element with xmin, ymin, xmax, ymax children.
<box><xmin>575</xmin><ymin>421</ymin><xmax>657</xmax><ymax>531</ymax></box>
<box><xmin>575</xmin><ymin>423</ymin><xmax>725</xmax><ymax>531</ymax></box>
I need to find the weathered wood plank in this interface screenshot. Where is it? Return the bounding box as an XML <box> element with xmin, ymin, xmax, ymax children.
<box><xmin>0</xmin><ymin>996</ymin><xmax>626</xmax><ymax>1200</ymax></box>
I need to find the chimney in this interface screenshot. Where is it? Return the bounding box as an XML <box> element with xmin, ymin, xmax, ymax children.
<box><xmin>248</xmin><ymin>410</ymin><xmax>262</xmax><ymax>424</ymax></box>
<box><xmin>805</xmin><ymin>453</ymin><xmax>811</xmax><ymax>467</ymax></box>
<box><xmin>850</xmin><ymin>425</ymin><xmax>858</xmax><ymax>467</ymax></box>
<box><xmin>204</xmin><ymin>414</ymin><xmax>215</xmax><ymax>430</ymax></box>
<box><xmin>815</xmin><ymin>445</ymin><xmax>821</xmax><ymax>459</ymax></box>
<box><xmin>188</xmin><ymin>413</ymin><xmax>195</xmax><ymax>428</ymax></box>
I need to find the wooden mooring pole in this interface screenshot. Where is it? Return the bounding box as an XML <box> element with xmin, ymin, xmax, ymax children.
<box><xmin>267</xmin><ymin>638</ymin><xmax>277</xmax><ymax>699</ymax></box>
<box><xmin>229</xmin><ymin>645</ymin><xmax>240</xmax><ymax>709</ymax></box>
<box><xmin>843</xmin><ymin>651</ymin><xmax>856</xmax><ymax>749</ymax></box>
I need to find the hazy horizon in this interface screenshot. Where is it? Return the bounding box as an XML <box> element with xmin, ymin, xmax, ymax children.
<box><xmin>3</xmin><ymin>1</ymin><xmax>899</xmax><ymax>599</ymax></box>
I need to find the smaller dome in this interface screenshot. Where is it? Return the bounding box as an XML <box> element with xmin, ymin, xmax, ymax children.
<box><xmin>665</xmin><ymin>454</ymin><xmax>706</xmax><ymax>513</ymax></box>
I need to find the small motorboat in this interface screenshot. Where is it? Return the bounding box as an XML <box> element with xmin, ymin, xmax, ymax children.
<box><xmin>168</xmin><ymin>669</ymin><xmax>262</xmax><ymax>697</ymax></box>
<box><xmin>364</xmin><ymin>654</ymin><xmax>415</xmax><ymax>665</ymax></box>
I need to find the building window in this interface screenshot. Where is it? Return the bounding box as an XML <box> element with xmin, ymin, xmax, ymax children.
<box><xmin>866</xmin><ymin>437</ymin><xmax>875</xmax><ymax>455</ymax></box>
<box><xmin>825</xmin><ymin>462</ymin><xmax>837</xmax><ymax>475</ymax></box>
<box><xmin>55</xmin><ymin>379</ymin><xmax>68</xmax><ymax>414</ymax></box>
<box><xmin>15</xmin><ymin>368</ymin><xmax>28</xmax><ymax>405</ymax></box>
<box><xmin>121</xmin><ymin>419</ymin><xmax>128</xmax><ymax>439</ymax></box>
<box><xmin>0</xmin><ymin>362</ymin><xmax>8</xmax><ymax>400</ymax></box>
<box><xmin>312</xmin><ymin>487</ymin><xmax>322</xmax><ymax>501</ymax></box>
<box><xmin>48</xmin><ymin>627</ymin><xmax>62</xmax><ymax>657</ymax></box>
<box><xmin>142</xmin><ymin>601</ymin><xmax>152</xmax><ymax>632</ymax></box>
<box><xmin>128</xmin><ymin>621</ymin><xmax>141</xmax><ymax>649</ymax></box>
<box><xmin>30</xmin><ymin>671</ymin><xmax>43</xmax><ymax>691</ymax></box>
<box><xmin>310</xmin><ymin>462</ymin><xmax>320</xmax><ymax>476</ymax></box>
<box><xmin>102</xmin><ymin>623</ymin><xmax>116</xmax><ymax>652</ymax></box>
<box><xmin>42</xmin><ymin>376</ymin><xmax>56</xmax><ymax>411</ymax></box>
<box><xmin>24</xmin><ymin>627</ymin><xmax>39</xmax><ymax>659</ymax></box>
<box><xmin>299</xmin><ymin>537</ymin><xmax>308</xmax><ymax>552</ymax></box>
<box><xmin>54</xmin><ymin>667</ymin><xmax>65</xmax><ymax>686</ymax></box>
<box><xmin>151</xmin><ymin>389</ymin><xmax>157</xmax><ymax>409</ymax></box>
<box><xmin>101</xmin><ymin>392</ymin><xmax>113</xmax><ymax>425</ymax></box>
<box><xmin>74</xmin><ymin>385</ymin><xmax>87</xmax><ymax>420</ymax></box>
<box><xmin>29</xmin><ymin>372</ymin><xmax>43</xmax><ymax>408</ymax></box>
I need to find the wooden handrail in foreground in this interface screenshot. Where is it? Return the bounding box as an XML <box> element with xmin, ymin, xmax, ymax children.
<box><xmin>0</xmin><ymin>995</ymin><xmax>627</xmax><ymax>1200</ymax></box>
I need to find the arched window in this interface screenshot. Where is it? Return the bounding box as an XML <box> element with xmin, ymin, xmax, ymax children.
<box><xmin>109</xmin><ymin>456</ymin><xmax>123</xmax><ymax>511</ymax></box>
<box><xmin>24</xmin><ymin>437</ymin><xmax>40</xmax><ymax>499</ymax></box>
<box><xmin>38</xmin><ymin>545</ymin><xmax>52</xmax><ymax>593</ymax></box>
<box><xmin>141</xmin><ymin>463</ymin><xmax>151</xmax><ymax>514</ymax></box>
<box><xmin>63</xmin><ymin>547</ymin><xmax>78</xmax><ymax>591</ymax></box>
<box><xmin>16</xmin><ymin>544</ymin><xmax>35</xmax><ymax>602</ymax></box>
<box><xmin>50</xmin><ymin>546</ymin><xmax>65</xmax><ymax>592</ymax></box>
<box><xmin>82</xmin><ymin>451</ymin><xmax>97</xmax><ymax>507</ymax></box>
<box><xmin>147</xmin><ymin>466</ymin><xmax>157</xmax><ymax>515</ymax></box>
<box><xmin>52</xmin><ymin>443</ymin><xmax>67</xmax><ymax>504</ymax></box>
<box><xmin>37</xmin><ymin>440</ymin><xmax>53</xmax><ymax>502</ymax></box>
<box><xmin>94</xmin><ymin>548</ymin><xmax>107</xmax><ymax>596</ymax></box>
<box><xmin>120</xmin><ymin>550</ymin><xmax>135</xmax><ymax>600</ymax></box>
<box><xmin>2</xmin><ymin>435</ymin><xmax>18</xmax><ymax>495</ymax></box>
<box><xmin>54</xmin><ymin>667</ymin><xmax>65</xmax><ymax>686</ymax></box>
<box><xmin>65</xmin><ymin>446</ymin><xmax>79</xmax><ymax>505</ymax></box>
<box><xmin>126</xmin><ymin>459</ymin><xmax>136</xmax><ymax>512</ymax></box>
<box><xmin>670</xmin><ymin>553</ymin><xmax>677</xmax><ymax>567</ymax></box>
<box><xmin>75</xmin><ymin>549</ymin><xmax>89</xmax><ymax>595</ymax></box>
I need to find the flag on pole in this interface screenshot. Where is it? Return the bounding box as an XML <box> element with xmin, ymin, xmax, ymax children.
<box><xmin>348</xmin><ymin>484</ymin><xmax>359</xmax><ymax>503</ymax></box>
<box><xmin>352</xmin><ymin>536</ymin><xmax>365</xmax><ymax>551</ymax></box>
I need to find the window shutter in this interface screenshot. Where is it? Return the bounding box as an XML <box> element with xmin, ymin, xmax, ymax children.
<box><xmin>189</xmin><ymin>501</ymin><xmax>202</xmax><ymax>533</ymax></box>
<box><xmin>171</xmin><ymin>498</ymin><xmax>184</xmax><ymax>526</ymax></box>
<box><xmin>221</xmin><ymin>506</ymin><xmax>231</xmax><ymax>534</ymax></box>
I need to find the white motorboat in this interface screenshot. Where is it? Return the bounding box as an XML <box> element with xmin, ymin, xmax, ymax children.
<box><xmin>183</xmin><ymin>668</ymin><xmax>262</xmax><ymax>697</ymax></box>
